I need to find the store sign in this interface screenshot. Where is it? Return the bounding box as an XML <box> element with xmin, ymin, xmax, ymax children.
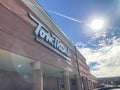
<box><xmin>28</xmin><ymin>13</ymin><xmax>70</xmax><ymax>57</ymax></box>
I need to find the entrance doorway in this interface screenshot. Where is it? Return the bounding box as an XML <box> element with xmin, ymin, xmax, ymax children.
<box><xmin>43</xmin><ymin>64</ymin><xmax>64</xmax><ymax>90</ymax></box>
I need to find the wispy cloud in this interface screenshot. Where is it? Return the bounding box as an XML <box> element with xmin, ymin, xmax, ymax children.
<box><xmin>76</xmin><ymin>36</ymin><xmax>120</xmax><ymax>78</ymax></box>
<box><xmin>48</xmin><ymin>10</ymin><xmax>86</xmax><ymax>24</ymax></box>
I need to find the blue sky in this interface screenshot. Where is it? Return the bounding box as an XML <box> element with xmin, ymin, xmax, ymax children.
<box><xmin>37</xmin><ymin>0</ymin><xmax>120</xmax><ymax>77</ymax></box>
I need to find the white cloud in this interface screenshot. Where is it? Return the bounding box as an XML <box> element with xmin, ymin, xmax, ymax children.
<box><xmin>75</xmin><ymin>42</ymin><xmax>87</xmax><ymax>48</ymax></box>
<box><xmin>77</xmin><ymin>38</ymin><xmax>120</xmax><ymax>78</ymax></box>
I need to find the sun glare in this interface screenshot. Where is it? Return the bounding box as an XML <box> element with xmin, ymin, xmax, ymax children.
<box><xmin>90</xmin><ymin>19</ymin><xmax>105</xmax><ymax>31</ymax></box>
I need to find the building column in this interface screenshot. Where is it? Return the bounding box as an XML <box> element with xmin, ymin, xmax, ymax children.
<box><xmin>32</xmin><ymin>61</ymin><xmax>43</xmax><ymax>90</ymax></box>
<box><xmin>91</xmin><ymin>82</ymin><xmax>94</xmax><ymax>90</ymax></box>
<box><xmin>81</xmin><ymin>77</ymin><xmax>85</xmax><ymax>90</ymax></box>
<box><xmin>88</xmin><ymin>81</ymin><xmax>91</xmax><ymax>90</ymax></box>
<box><xmin>88</xmin><ymin>80</ymin><xmax>90</xmax><ymax>90</ymax></box>
<box><xmin>76</xmin><ymin>75</ymin><xmax>82</xmax><ymax>90</ymax></box>
<box><xmin>85</xmin><ymin>77</ymin><xmax>89</xmax><ymax>90</ymax></box>
<box><xmin>82</xmin><ymin>77</ymin><xmax>89</xmax><ymax>90</ymax></box>
<box><xmin>63</xmin><ymin>70</ymin><xmax>71</xmax><ymax>90</ymax></box>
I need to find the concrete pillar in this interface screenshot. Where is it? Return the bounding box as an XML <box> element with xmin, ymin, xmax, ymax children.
<box><xmin>81</xmin><ymin>77</ymin><xmax>85</xmax><ymax>90</ymax></box>
<box><xmin>88</xmin><ymin>81</ymin><xmax>91</xmax><ymax>90</ymax></box>
<box><xmin>32</xmin><ymin>61</ymin><xmax>43</xmax><ymax>90</ymax></box>
<box><xmin>91</xmin><ymin>82</ymin><xmax>94</xmax><ymax>90</ymax></box>
<box><xmin>82</xmin><ymin>77</ymin><xmax>89</xmax><ymax>90</ymax></box>
<box><xmin>76</xmin><ymin>75</ymin><xmax>82</xmax><ymax>90</ymax></box>
<box><xmin>91</xmin><ymin>81</ymin><xmax>93</xmax><ymax>90</ymax></box>
<box><xmin>88</xmin><ymin>80</ymin><xmax>90</xmax><ymax>90</ymax></box>
<box><xmin>90</xmin><ymin>81</ymin><xmax>92</xmax><ymax>90</ymax></box>
<box><xmin>63</xmin><ymin>70</ymin><xmax>71</xmax><ymax>90</ymax></box>
<box><xmin>85</xmin><ymin>77</ymin><xmax>89</xmax><ymax>90</ymax></box>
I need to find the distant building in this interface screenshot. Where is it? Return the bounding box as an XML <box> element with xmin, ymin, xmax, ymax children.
<box><xmin>0</xmin><ymin>0</ymin><xmax>97</xmax><ymax>90</ymax></box>
<box><xmin>98</xmin><ymin>77</ymin><xmax>120</xmax><ymax>85</ymax></box>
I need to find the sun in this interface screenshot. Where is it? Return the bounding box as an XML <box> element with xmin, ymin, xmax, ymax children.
<box><xmin>90</xmin><ymin>19</ymin><xmax>105</xmax><ymax>31</ymax></box>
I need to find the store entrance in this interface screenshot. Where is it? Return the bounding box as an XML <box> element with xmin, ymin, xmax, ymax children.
<box><xmin>43</xmin><ymin>64</ymin><xmax>64</xmax><ymax>90</ymax></box>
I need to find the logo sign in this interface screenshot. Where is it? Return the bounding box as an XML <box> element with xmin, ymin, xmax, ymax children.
<box><xmin>28</xmin><ymin>13</ymin><xmax>70</xmax><ymax>57</ymax></box>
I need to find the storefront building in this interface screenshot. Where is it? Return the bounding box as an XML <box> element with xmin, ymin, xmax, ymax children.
<box><xmin>98</xmin><ymin>77</ymin><xmax>120</xmax><ymax>85</ymax></box>
<box><xmin>0</xmin><ymin>0</ymin><xmax>97</xmax><ymax>90</ymax></box>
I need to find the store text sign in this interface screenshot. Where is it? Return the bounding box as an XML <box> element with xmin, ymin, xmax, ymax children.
<box><xmin>28</xmin><ymin>13</ymin><xmax>70</xmax><ymax>57</ymax></box>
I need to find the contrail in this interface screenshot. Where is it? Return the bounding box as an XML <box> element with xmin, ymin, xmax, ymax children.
<box><xmin>48</xmin><ymin>10</ymin><xmax>115</xmax><ymax>30</ymax></box>
<box><xmin>48</xmin><ymin>10</ymin><xmax>87</xmax><ymax>24</ymax></box>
